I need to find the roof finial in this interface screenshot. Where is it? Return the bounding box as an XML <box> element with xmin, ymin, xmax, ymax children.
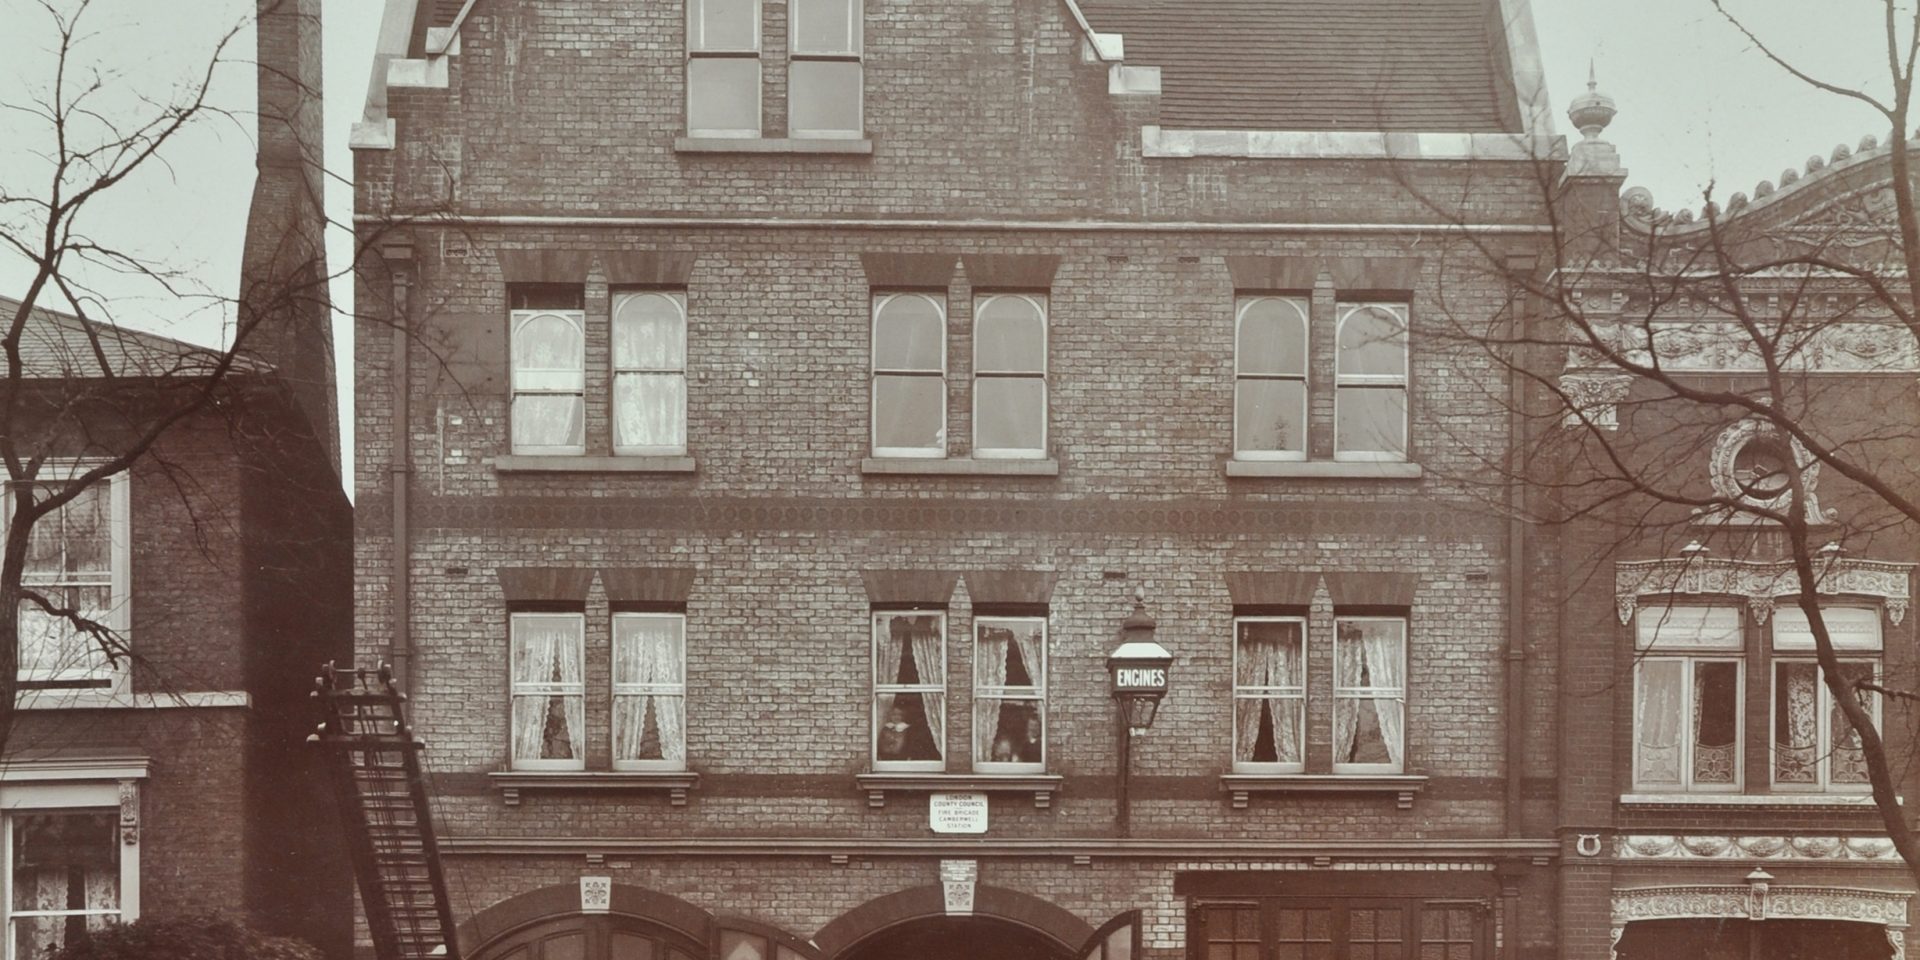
<box><xmin>1568</xmin><ymin>61</ymin><xmax>1617</xmax><ymax>141</ymax></box>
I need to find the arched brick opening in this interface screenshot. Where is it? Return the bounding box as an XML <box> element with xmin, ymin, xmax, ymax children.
<box><xmin>456</xmin><ymin>882</ymin><xmax>714</xmax><ymax>956</ymax></box>
<box><xmin>812</xmin><ymin>884</ymin><xmax>1095</xmax><ymax>959</ymax></box>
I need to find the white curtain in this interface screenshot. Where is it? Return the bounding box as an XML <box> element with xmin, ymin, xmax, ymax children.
<box><xmin>511</xmin><ymin>395</ymin><xmax>585</xmax><ymax>449</ymax></box>
<box><xmin>12</xmin><ymin>813</ymin><xmax>118</xmax><ymax>959</ymax></box>
<box><xmin>1637</xmin><ymin>661</ymin><xmax>1684</xmax><ymax>784</ymax></box>
<box><xmin>909</xmin><ymin>618</ymin><xmax>944</xmax><ymax>758</ymax></box>
<box><xmin>873</xmin><ymin>617</ymin><xmax>905</xmax><ymax>756</ymax></box>
<box><xmin>1362</xmin><ymin>626</ymin><xmax>1405</xmax><ymax>767</ymax></box>
<box><xmin>614</xmin><ymin>618</ymin><xmax>685</xmax><ymax>765</ymax></box>
<box><xmin>613</xmin><ymin>373</ymin><xmax>687</xmax><ymax>450</ymax></box>
<box><xmin>1334</xmin><ymin>625</ymin><xmax>1364</xmax><ymax>761</ymax></box>
<box><xmin>975</xmin><ymin>626</ymin><xmax>1010</xmax><ymax>761</ymax></box>
<box><xmin>512</xmin><ymin>617</ymin><xmax>583</xmax><ymax>762</ymax></box>
<box><xmin>1235</xmin><ymin>625</ymin><xmax>1298</xmax><ymax>764</ymax></box>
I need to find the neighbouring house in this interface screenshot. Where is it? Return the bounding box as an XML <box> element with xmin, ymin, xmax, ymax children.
<box><xmin>1541</xmin><ymin>85</ymin><xmax>1920</xmax><ymax>959</ymax></box>
<box><xmin>347</xmin><ymin>0</ymin><xmax>1571</xmax><ymax>958</ymax></box>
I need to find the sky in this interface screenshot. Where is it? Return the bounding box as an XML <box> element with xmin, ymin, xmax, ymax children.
<box><xmin>0</xmin><ymin>0</ymin><xmax>1898</xmax><ymax>496</ymax></box>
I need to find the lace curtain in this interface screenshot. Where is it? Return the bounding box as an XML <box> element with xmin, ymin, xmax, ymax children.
<box><xmin>875</xmin><ymin>615</ymin><xmax>943</xmax><ymax>762</ymax></box>
<box><xmin>511</xmin><ymin>312</ymin><xmax>585</xmax><ymax>450</ymax></box>
<box><xmin>614</xmin><ymin>617</ymin><xmax>686</xmax><ymax>765</ymax></box>
<box><xmin>1775</xmin><ymin>663</ymin><xmax>1819</xmax><ymax>784</ymax></box>
<box><xmin>511</xmin><ymin>616</ymin><xmax>584</xmax><ymax>763</ymax></box>
<box><xmin>909</xmin><ymin>618</ymin><xmax>944</xmax><ymax>753</ymax></box>
<box><xmin>1636</xmin><ymin>661</ymin><xmax>1684</xmax><ymax>784</ymax></box>
<box><xmin>974</xmin><ymin>626</ymin><xmax>1010</xmax><ymax>761</ymax></box>
<box><xmin>612</xmin><ymin>294</ymin><xmax>687</xmax><ymax>451</ymax></box>
<box><xmin>11</xmin><ymin>812</ymin><xmax>118</xmax><ymax>960</ymax></box>
<box><xmin>1334</xmin><ymin>621</ymin><xmax>1404</xmax><ymax>767</ymax></box>
<box><xmin>18</xmin><ymin>485</ymin><xmax>112</xmax><ymax>681</ymax></box>
<box><xmin>1832</xmin><ymin>664</ymin><xmax>1873</xmax><ymax>784</ymax></box>
<box><xmin>1235</xmin><ymin>623</ymin><xmax>1300</xmax><ymax>764</ymax></box>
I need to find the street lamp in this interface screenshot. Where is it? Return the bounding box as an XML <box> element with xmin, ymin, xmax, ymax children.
<box><xmin>1106</xmin><ymin>594</ymin><xmax>1171</xmax><ymax>837</ymax></box>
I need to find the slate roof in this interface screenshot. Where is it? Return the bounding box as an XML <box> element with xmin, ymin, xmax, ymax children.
<box><xmin>1078</xmin><ymin>0</ymin><xmax>1522</xmax><ymax>132</ymax></box>
<box><xmin>1</xmin><ymin>296</ymin><xmax>268</xmax><ymax>379</ymax></box>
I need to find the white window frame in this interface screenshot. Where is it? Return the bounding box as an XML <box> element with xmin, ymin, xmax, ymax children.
<box><xmin>611</xmin><ymin>291</ymin><xmax>690</xmax><ymax>457</ymax></box>
<box><xmin>611</xmin><ymin>612</ymin><xmax>689</xmax><ymax>772</ymax></box>
<box><xmin>1630</xmin><ymin>605</ymin><xmax>1746</xmax><ymax>794</ymax></box>
<box><xmin>971</xmin><ymin>293</ymin><xmax>1048</xmax><ymax>460</ymax></box>
<box><xmin>872</xmin><ymin>610</ymin><xmax>946</xmax><ymax>773</ymax></box>
<box><xmin>1232</xmin><ymin>616</ymin><xmax>1307</xmax><ymax>774</ymax></box>
<box><xmin>1332</xmin><ymin>302</ymin><xmax>1410</xmax><ymax>462</ymax></box>
<box><xmin>0</xmin><ymin>771</ymin><xmax>143</xmax><ymax>960</ymax></box>
<box><xmin>1769</xmin><ymin>606</ymin><xmax>1882</xmax><ymax>793</ymax></box>
<box><xmin>5</xmin><ymin>464</ymin><xmax>131</xmax><ymax>703</ymax></box>
<box><xmin>870</xmin><ymin>293</ymin><xmax>948</xmax><ymax>459</ymax></box>
<box><xmin>509</xmin><ymin>309</ymin><xmax>587</xmax><ymax>456</ymax></box>
<box><xmin>508</xmin><ymin>611</ymin><xmax>587</xmax><ymax>772</ymax></box>
<box><xmin>686</xmin><ymin>0</ymin><xmax>763</xmax><ymax>138</ymax></box>
<box><xmin>1331</xmin><ymin>615</ymin><xmax>1407</xmax><ymax>775</ymax></box>
<box><xmin>1233</xmin><ymin>297</ymin><xmax>1310</xmax><ymax>462</ymax></box>
<box><xmin>972</xmin><ymin>616</ymin><xmax>1046</xmax><ymax>774</ymax></box>
<box><xmin>787</xmin><ymin>0</ymin><xmax>863</xmax><ymax>139</ymax></box>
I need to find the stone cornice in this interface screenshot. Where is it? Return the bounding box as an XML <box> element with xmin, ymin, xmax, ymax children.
<box><xmin>1616</xmin><ymin>834</ymin><xmax>1898</xmax><ymax>862</ymax></box>
<box><xmin>1615</xmin><ymin>556</ymin><xmax>1913</xmax><ymax>626</ymax></box>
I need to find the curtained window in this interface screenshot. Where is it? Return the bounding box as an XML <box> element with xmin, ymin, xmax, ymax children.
<box><xmin>1632</xmin><ymin>606</ymin><xmax>1743</xmax><ymax>791</ymax></box>
<box><xmin>1233</xmin><ymin>297</ymin><xmax>1309</xmax><ymax>460</ymax></box>
<box><xmin>1333</xmin><ymin>303</ymin><xmax>1409</xmax><ymax>461</ymax></box>
<box><xmin>870</xmin><ymin>294</ymin><xmax>947</xmax><ymax>457</ymax></box>
<box><xmin>1334</xmin><ymin>618</ymin><xmax>1406</xmax><ymax>772</ymax></box>
<box><xmin>509</xmin><ymin>613</ymin><xmax>586</xmax><ymax>770</ymax></box>
<box><xmin>872</xmin><ymin>612</ymin><xmax>945</xmax><ymax>770</ymax></box>
<box><xmin>613</xmin><ymin>613</ymin><xmax>688</xmax><ymax>771</ymax></box>
<box><xmin>611</xmin><ymin>291</ymin><xmax>690</xmax><ymax>456</ymax></box>
<box><xmin>12</xmin><ymin>474</ymin><xmax>126</xmax><ymax>691</ymax></box>
<box><xmin>1232</xmin><ymin>618</ymin><xmax>1305</xmax><ymax>772</ymax></box>
<box><xmin>1771</xmin><ymin>604</ymin><xmax>1880</xmax><ymax>791</ymax></box>
<box><xmin>973</xmin><ymin>617</ymin><xmax>1046</xmax><ymax>772</ymax></box>
<box><xmin>8</xmin><ymin>810</ymin><xmax>120</xmax><ymax>960</ymax></box>
<box><xmin>509</xmin><ymin>299</ymin><xmax>587</xmax><ymax>455</ymax></box>
<box><xmin>972</xmin><ymin>295</ymin><xmax>1048</xmax><ymax>458</ymax></box>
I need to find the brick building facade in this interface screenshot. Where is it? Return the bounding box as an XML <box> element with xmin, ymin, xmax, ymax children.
<box><xmin>348</xmin><ymin>0</ymin><xmax>1570</xmax><ymax>957</ymax></box>
<box><xmin>1540</xmin><ymin>92</ymin><xmax>1920</xmax><ymax>959</ymax></box>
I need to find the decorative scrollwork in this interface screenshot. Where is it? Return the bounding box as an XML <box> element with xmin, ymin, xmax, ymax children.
<box><xmin>1616</xmin><ymin>834</ymin><xmax>1900</xmax><ymax>862</ymax></box>
<box><xmin>1616</xmin><ymin>556</ymin><xmax>1913</xmax><ymax>625</ymax></box>
<box><xmin>1612</xmin><ymin>884</ymin><xmax>1909</xmax><ymax>927</ymax></box>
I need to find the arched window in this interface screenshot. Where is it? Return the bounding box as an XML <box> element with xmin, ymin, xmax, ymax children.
<box><xmin>972</xmin><ymin>294</ymin><xmax>1048</xmax><ymax>458</ymax></box>
<box><xmin>1234</xmin><ymin>297</ymin><xmax>1309</xmax><ymax>460</ymax></box>
<box><xmin>510</xmin><ymin>298</ymin><xmax>587</xmax><ymax>455</ymax></box>
<box><xmin>478</xmin><ymin>914</ymin><xmax>704</xmax><ymax>960</ymax></box>
<box><xmin>611</xmin><ymin>291</ymin><xmax>689</xmax><ymax>455</ymax></box>
<box><xmin>1334</xmin><ymin>303</ymin><xmax>1409</xmax><ymax>460</ymax></box>
<box><xmin>871</xmin><ymin>293</ymin><xmax>947</xmax><ymax>457</ymax></box>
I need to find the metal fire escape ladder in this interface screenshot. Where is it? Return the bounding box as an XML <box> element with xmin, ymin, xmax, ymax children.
<box><xmin>312</xmin><ymin>663</ymin><xmax>462</xmax><ymax>960</ymax></box>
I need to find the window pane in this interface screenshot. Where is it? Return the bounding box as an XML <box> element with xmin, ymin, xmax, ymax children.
<box><xmin>688</xmin><ymin>58</ymin><xmax>761</xmax><ymax>135</ymax></box>
<box><xmin>875</xmin><ymin>614</ymin><xmax>944</xmax><ymax>763</ymax></box>
<box><xmin>614</xmin><ymin>373</ymin><xmax>688</xmax><ymax>451</ymax></box>
<box><xmin>614</xmin><ymin>615</ymin><xmax>686</xmax><ymax>766</ymax></box>
<box><xmin>873</xmin><ymin>295</ymin><xmax>944</xmax><ymax>370</ymax></box>
<box><xmin>511</xmin><ymin>312</ymin><xmax>584</xmax><ymax>378</ymax></box>
<box><xmin>1773</xmin><ymin>606</ymin><xmax>1883</xmax><ymax>651</ymax></box>
<box><xmin>975</xmin><ymin>377</ymin><xmax>1045</xmax><ymax>452</ymax></box>
<box><xmin>17</xmin><ymin>587</ymin><xmax>110</xmax><ymax>681</ymax></box>
<box><xmin>975</xmin><ymin>297</ymin><xmax>1046</xmax><ymax>373</ymax></box>
<box><xmin>12</xmin><ymin>810</ymin><xmax>119</xmax><ymax>960</ymax></box>
<box><xmin>720</xmin><ymin>931</ymin><xmax>768</xmax><ymax>960</ymax></box>
<box><xmin>873</xmin><ymin>376</ymin><xmax>944</xmax><ymax>451</ymax></box>
<box><xmin>1637</xmin><ymin>606</ymin><xmax>1743</xmax><ymax>651</ymax></box>
<box><xmin>1693</xmin><ymin>661</ymin><xmax>1739</xmax><ymax>784</ymax></box>
<box><xmin>1831</xmin><ymin>661</ymin><xmax>1874</xmax><ymax>784</ymax></box>
<box><xmin>1338</xmin><ymin>305</ymin><xmax>1408</xmax><ymax>376</ymax></box>
<box><xmin>689</xmin><ymin>0</ymin><xmax>758</xmax><ymax>50</ymax></box>
<box><xmin>1236</xmin><ymin>380</ymin><xmax>1307</xmax><ymax>455</ymax></box>
<box><xmin>613</xmin><ymin>933</ymin><xmax>658</xmax><ymax>960</ymax></box>
<box><xmin>792</xmin><ymin>0</ymin><xmax>858</xmax><ymax>53</ymax></box>
<box><xmin>1238</xmin><ymin>298</ymin><xmax>1308</xmax><ymax>376</ymax></box>
<box><xmin>1236</xmin><ymin>621</ymin><xmax>1303</xmax><ymax>766</ymax></box>
<box><xmin>790</xmin><ymin>60</ymin><xmax>862</xmax><ymax>136</ymax></box>
<box><xmin>512</xmin><ymin>394</ymin><xmax>585</xmax><ymax>451</ymax></box>
<box><xmin>613</xmin><ymin>293</ymin><xmax>686</xmax><ymax>370</ymax></box>
<box><xmin>1774</xmin><ymin>661</ymin><xmax>1819</xmax><ymax>784</ymax></box>
<box><xmin>975</xmin><ymin>620</ymin><xmax>1044</xmax><ymax>765</ymax></box>
<box><xmin>1335</xmin><ymin>386</ymin><xmax>1406</xmax><ymax>456</ymax></box>
<box><xmin>1637</xmin><ymin>660</ymin><xmax>1685</xmax><ymax>784</ymax></box>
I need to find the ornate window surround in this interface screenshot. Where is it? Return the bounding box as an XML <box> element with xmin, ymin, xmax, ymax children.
<box><xmin>1702</xmin><ymin>419</ymin><xmax>1834</xmax><ymax>524</ymax></box>
<box><xmin>1610</xmin><ymin>882</ymin><xmax>1910</xmax><ymax>960</ymax></box>
<box><xmin>1615</xmin><ymin>555</ymin><xmax>1913</xmax><ymax>627</ymax></box>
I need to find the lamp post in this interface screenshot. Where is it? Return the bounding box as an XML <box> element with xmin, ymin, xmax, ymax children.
<box><xmin>1106</xmin><ymin>595</ymin><xmax>1171</xmax><ymax>838</ymax></box>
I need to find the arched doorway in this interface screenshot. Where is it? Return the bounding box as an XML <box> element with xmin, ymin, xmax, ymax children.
<box><xmin>1616</xmin><ymin>918</ymin><xmax>1893</xmax><ymax>960</ymax></box>
<box><xmin>475</xmin><ymin>914</ymin><xmax>706</xmax><ymax>960</ymax></box>
<box><xmin>840</xmin><ymin>916</ymin><xmax>1073</xmax><ymax>960</ymax></box>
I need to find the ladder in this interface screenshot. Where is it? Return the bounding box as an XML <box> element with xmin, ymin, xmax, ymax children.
<box><xmin>312</xmin><ymin>663</ymin><xmax>462</xmax><ymax>960</ymax></box>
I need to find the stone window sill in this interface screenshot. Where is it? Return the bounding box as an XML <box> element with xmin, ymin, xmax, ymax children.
<box><xmin>490</xmin><ymin>770</ymin><xmax>699</xmax><ymax>806</ymax></box>
<box><xmin>855</xmin><ymin>772</ymin><xmax>1063</xmax><ymax>809</ymax></box>
<box><xmin>1618</xmin><ymin>792</ymin><xmax>1893</xmax><ymax>809</ymax></box>
<box><xmin>1221</xmin><ymin>774</ymin><xmax>1428</xmax><ymax>810</ymax></box>
<box><xmin>861</xmin><ymin>457</ymin><xmax>1059</xmax><ymax>477</ymax></box>
<box><xmin>1225</xmin><ymin>460</ymin><xmax>1423</xmax><ymax>479</ymax></box>
<box><xmin>674</xmin><ymin>137</ymin><xmax>873</xmax><ymax>155</ymax></box>
<box><xmin>492</xmin><ymin>455</ymin><xmax>697</xmax><ymax>474</ymax></box>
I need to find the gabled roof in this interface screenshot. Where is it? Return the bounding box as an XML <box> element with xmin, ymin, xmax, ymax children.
<box><xmin>1</xmin><ymin>296</ymin><xmax>269</xmax><ymax>379</ymax></box>
<box><xmin>1079</xmin><ymin>0</ymin><xmax>1523</xmax><ymax>132</ymax></box>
